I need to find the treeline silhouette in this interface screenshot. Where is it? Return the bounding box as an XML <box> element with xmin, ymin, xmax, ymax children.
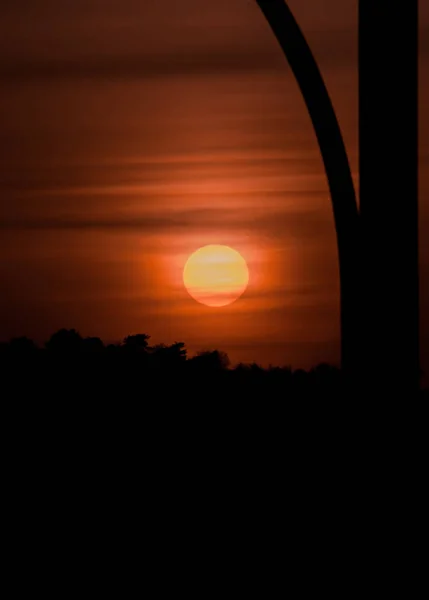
<box><xmin>1</xmin><ymin>329</ymin><xmax>427</xmax><ymax>399</ymax></box>
<box><xmin>1</xmin><ymin>328</ymin><xmax>346</xmax><ymax>398</ymax></box>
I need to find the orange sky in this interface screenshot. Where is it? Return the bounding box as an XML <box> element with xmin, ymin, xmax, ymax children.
<box><xmin>1</xmin><ymin>0</ymin><xmax>428</xmax><ymax>371</ymax></box>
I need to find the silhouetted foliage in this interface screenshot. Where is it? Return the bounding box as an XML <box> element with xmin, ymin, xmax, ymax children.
<box><xmin>82</xmin><ymin>337</ymin><xmax>104</xmax><ymax>353</ymax></box>
<box><xmin>45</xmin><ymin>329</ymin><xmax>82</xmax><ymax>354</ymax></box>
<box><xmin>8</xmin><ymin>337</ymin><xmax>37</xmax><ymax>355</ymax></box>
<box><xmin>123</xmin><ymin>334</ymin><xmax>150</xmax><ymax>353</ymax></box>
<box><xmin>0</xmin><ymin>328</ymin><xmax>427</xmax><ymax>399</ymax></box>
<box><xmin>150</xmin><ymin>342</ymin><xmax>187</xmax><ymax>370</ymax></box>
<box><xmin>189</xmin><ymin>350</ymin><xmax>230</xmax><ymax>372</ymax></box>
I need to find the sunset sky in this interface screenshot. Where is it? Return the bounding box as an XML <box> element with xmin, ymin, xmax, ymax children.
<box><xmin>1</xmin><ymin>0</ymin><xmax>428</xmax><ymax>371</ymax></box>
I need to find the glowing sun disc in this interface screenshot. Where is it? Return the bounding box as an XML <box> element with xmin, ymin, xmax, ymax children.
<box><xmin>183</xmin><ymin>245</ymin><xmax>249</xmax><ymax>307</ymax></box>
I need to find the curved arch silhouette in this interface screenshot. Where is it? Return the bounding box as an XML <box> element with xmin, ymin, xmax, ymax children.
<box><xmin>256</xmin><ymin>0</ymin><xmax>360</xmax><ymax>374</ymax></box>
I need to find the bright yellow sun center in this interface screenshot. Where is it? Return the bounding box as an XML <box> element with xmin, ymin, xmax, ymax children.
<box><xmin>183</xmin><ymin>245</ymin><xmax>249</xmax><ymax>307</ymax></box>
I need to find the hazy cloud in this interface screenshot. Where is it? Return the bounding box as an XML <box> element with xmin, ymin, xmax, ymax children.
<box><xmin>0</xmin><ymin>205</ymin><xmax>334</xmax><ymax>240</ymax></box>
<box><xmin>0</xmin><ymin>48</ymin><xmax>287</xmax><ymax>83</ymax></box>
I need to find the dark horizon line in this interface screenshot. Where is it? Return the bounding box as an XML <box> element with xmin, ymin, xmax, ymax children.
<box><xmin>0</xmin><ymin>328</ymin><xmax>343</xmax><ymax>372</ymax></box>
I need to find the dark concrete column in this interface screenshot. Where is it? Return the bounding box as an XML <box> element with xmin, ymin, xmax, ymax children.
<box><xmin>359</xmin><ymin>1</ymin><xmax>419</xmax><ymax>394</ymax></box>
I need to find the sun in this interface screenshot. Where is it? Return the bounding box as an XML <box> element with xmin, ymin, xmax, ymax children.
<box><xmin>183</xmin><ymin>245</ymin><xmax>249</xmax><ymax>307</ymax></box>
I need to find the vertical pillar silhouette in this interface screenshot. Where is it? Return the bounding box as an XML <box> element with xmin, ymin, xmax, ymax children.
<box><xmin>359</xmin><ymin>2</ymin><xmax>419</xmax><ymax>393</ymax></box>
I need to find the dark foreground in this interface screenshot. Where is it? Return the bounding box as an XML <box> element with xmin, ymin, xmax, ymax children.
<box><xmin>1</xmin><ymin>330</ymin><xmax>427</xmax><ymax>401</ymax></box>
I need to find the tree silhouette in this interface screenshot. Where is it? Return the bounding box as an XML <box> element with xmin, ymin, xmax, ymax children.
<box><xmin>150</xmin><ymin>342</ymin><xmax>187</xmax><ymax>369</ymax></box>
<box><xmin>122</xmin><ymin>334</ymin><xmax>150</xmax><ymax>354</ymax></box>
<box><xmin>189</xmin><ymin>350</ymin><xmax>230</xmax><ymax>371</ymax></box>
<box><xmin>8</xmin><ymin>337</ymin><xmax>38</xmax><ymax>354</ymax></box>
<box><xmin>82</xmin><ymin>337</ymin><xmax>104</xmax><ymax>353</ymax></box>
<box><xmin>45</xmin><ymin>329</ymin><xmax>82</xmax><ymax>354</ymax></box>
<box><xmin>0</xmin><ymin>327</ymin><xmax>426</xmax><ymax>398</ymax></box>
